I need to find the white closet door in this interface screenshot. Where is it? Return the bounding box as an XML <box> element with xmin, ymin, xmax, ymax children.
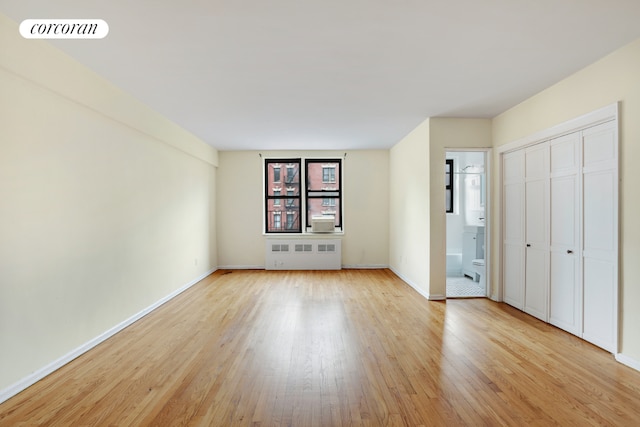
<box><xmin>524</xmin><ymin>144</ymin><xmax>549</xmax><ymax>321</ymax></box>
<box><xmin>582</xmin><ymin>121</ymin><xmax>618</xmax><ymax>352</ymax></box>
<box><xmin>549</xmin><ymin>133</ymin><xmax>581</xmax><ymax>335</ymax></box>
<box><xmin>503</xmin><ymin>150</ymin><xmax>525</xmax><ymax>309</ymax></box>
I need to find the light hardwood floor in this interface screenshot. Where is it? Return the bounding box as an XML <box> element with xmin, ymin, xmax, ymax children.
<box><xmin>2</xmin><ymin>269</ymin><xmax>640</xmax><ymax>426</ymax></box>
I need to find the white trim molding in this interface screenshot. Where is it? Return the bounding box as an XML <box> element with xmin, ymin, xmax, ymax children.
<box><xmin>388</xmin><ymin>267</ymin><xmax>444</xmax><ymax>301</ymax></box>
<box><xmin>217</xmin><ymin>264</ymin><xmax>265</xmax><ymax>270</ymax></box>
<box><xmin>342</xmin><ymin>264</ymin><xmax>389</xmax><ymax>269</ymax></box>
<box><xmin>0</xmin><ymin>268</ymin><xmax>217</xmax><ymax>405</ymax></box>
<box><xmin>497</xmin><ymin>103</ymin><xmax>618</xmax><ymax>154</ymax></box>
<box><xmin>616</xmin><ymin>353</ymin><xmax>640</xmax><ymax>373</ymax></box>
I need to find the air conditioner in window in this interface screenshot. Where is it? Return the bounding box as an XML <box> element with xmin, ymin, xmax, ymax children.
<box><xmin>311</xmin><ymin>215</ymin><xmax>335</xmax><ymax>233</ymax></box>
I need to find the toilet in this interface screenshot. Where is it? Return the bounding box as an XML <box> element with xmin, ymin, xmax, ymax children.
<box><xmin>471</xmin><ymin>259</ymin><xmax>485</xmax><ymax>289</ymax></box>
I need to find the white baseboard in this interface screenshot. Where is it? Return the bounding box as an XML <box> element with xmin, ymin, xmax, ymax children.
<box><xmin>219</xmin><ymin>265</ymin><xmax>391</xmax><ymax>270</ymax></box>
<box><xmin>0</xmin><ymin>267</ymin><xmax>217</xmax><ymax>405</ymax></box>
<box><xmin>615</xmin><ymin>353</ymin><xmax>640</xmax><ymax>372</ymax></box>
<box><xmin>217</xmin><ymin>265</ymin><xmax>265</xmax><ymax>270</ymax></box>
<box><xmin>388</xmin><ymin>267</ymin><xmax>438</xmax><ymax>301</ymax></box>
<box><xmin>342</xmin><ymin>264</ymin><xmax>389</xmax><ymax>269</ymax></box>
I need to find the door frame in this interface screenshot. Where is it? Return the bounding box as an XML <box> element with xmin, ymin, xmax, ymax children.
<box><xmin>445</xmin><ymin>148</ymin><xmax>492</xmax><ymax>299</ymax></box>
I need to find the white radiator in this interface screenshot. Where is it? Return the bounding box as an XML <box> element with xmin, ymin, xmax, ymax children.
<box><xmin>266</xmin><ymin>239</ymin><xmax>341</xmax><ymax>270</ymax></box>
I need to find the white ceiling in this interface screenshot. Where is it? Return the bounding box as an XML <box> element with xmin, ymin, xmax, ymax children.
<box><xmin>3</xmin><ymin>1</ymin><xmax>640</xmax><ymax>151</ymax></box>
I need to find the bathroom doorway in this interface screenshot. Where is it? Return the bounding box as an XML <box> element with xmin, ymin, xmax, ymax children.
<box><xmin>446</xmin><ymin>150</ymin><xmax>489</xmax><ymax>298</ymax></box>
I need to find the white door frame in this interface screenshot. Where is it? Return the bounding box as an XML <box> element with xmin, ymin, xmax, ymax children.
<box><xmin>445</xmin><ymin>148</ymin><xmax>493</xmax><ymax>299</ymax></box>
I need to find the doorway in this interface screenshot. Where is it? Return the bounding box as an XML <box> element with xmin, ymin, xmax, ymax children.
<box><xmin>446</xmin><ymin>150</ymin><xmax>489</xmax><ymax>298</ymax></box>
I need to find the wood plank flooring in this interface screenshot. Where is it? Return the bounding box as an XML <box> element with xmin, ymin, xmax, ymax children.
<box><xmin>2</xmin><ymin>269</ymin><xmax>640</xmax><ymax>426</ymax></box>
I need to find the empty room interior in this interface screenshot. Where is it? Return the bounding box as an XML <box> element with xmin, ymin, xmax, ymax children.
<box><xmin>3</xmin><ymin>1</ymin><xmax>640</xmax><ymax>425</ymax></box>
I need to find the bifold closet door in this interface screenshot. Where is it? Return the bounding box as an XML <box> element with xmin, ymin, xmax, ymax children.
<box><xmin>582</xmin><ymin>121</ymin><xmax>618</xmax><ymax>353</ymax></box>
<box><xmin>501</xmin><ymin>115</ymin><xmax>618</xmax><ymax>353</ymax></box>
<box><xmin>524</xmin><ymin>144</ymin><xmax>549</xmax><ymax>322</ymax></box>
<box><xmin>549</xmin><ymin>133</ymin><xmax>581</xmax><ymax>335</ymax></box>
<box><xmin>502</xmin><ymin>150</ymin><xmax>525</xmax><ymax>309</ymax></box>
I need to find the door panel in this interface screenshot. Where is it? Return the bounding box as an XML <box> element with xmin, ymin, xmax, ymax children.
<box><xmin>549</xmin><ymin>174</ymin><xmax>580</xmax><ymax>333</ymax></box>
<box><xmin>525</xmin><ymin>145</ymin><xmax>548</xmax><ymax>179</ymax></box>
<box><xmin>583</xmin><ymin>171</ymin><xmax>615</xmax><ymax>255</ymax></box>
<box><xmin>502</xmin><ymin>151</ymin><xmax>525</xmax><ymax>309</ymax></box>
<box><xmin>550</xmin><ymin>176</ymin><xmax>577</xmax><ymax>246</ymax></box>
<box><xmin>525</xmin><ymin>180</ymin><xmax>546</xmax><ymax>245</ymax></box>
<box><xmin>525</xmin><ymin>247</ymin><xmax>548</xmax><ymax>321</ymax></box>
<box><xmin>583</xmin><ymin>258</ymin><xmax>615</xmax><ymax>352</ymax></box>
<box><xmin>504</xmin><ymin>183</ymin><xmax>523</xmax><ymax>242</ymax></box>
<box><xmin>582</xmin><ymin>121</ymin><xmax>617</xmax><ymax>352</ymax></box>
<box><xmin>524</xmin><ymin>145</ymin><xmax>549</xmax><ymax>322</ymax></box>
<box><xmin>504</xmin><ymin>244</ymin><xmax>524</xmax><ymax>309</ymax></box>
<box><xmin>549</xmin><ymin>251</ymin><xmax>578</xmax><ymax>331</ymax></box>
<box><xmin>549</xmin><ymin>132</ymin><xmax>581</xmax><ymax>335</ymax></box>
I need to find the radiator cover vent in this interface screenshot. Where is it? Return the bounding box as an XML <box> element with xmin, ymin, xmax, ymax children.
<box><xmin>266</xmin><ymin>239</ymin><xmax>341</xmax><ymax>270</ymax></box>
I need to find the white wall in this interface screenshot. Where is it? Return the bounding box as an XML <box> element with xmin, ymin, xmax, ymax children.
<box><xmin>0</xmin><ymin>14</ymin><xmax>218</xmax><ymax>396</ymax></box>
<box><xmin>492</xmin><ymin>38</ymin><xmax>640</xmax><ymax>364</ymax></box>
<box><xmin>216</xmin><ymin>150</ymin><xmax>389</xmax><ymax>268</ymax></box>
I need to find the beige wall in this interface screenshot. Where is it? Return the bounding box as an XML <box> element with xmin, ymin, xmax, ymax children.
<box><xmin>0</xmin><ymin>15</ymin><xmax>218</xmax><ymax>393</ymax></box>
<box><xmin>216</xmin><ymin>150</ymin><xmax>389</xmax><ymax>268</ymax></box>
<box><xmin>389</xmin><ymin>119</ymin><xmax>431</xmax><ymax>296</ymax></box>
<box><xmin>492</xmin><ymin>38</ymin><xmax>640</xmax><ymax>361</ymax></box>
<box><xmin>388</xmin><ymin>118</ymin><xmax>491</xmax><ymax>299</ymax></box>
<box><xmin>429</xmin><ymin>119</ymin><xmax>492</xmax><ymax>298</ymax></box>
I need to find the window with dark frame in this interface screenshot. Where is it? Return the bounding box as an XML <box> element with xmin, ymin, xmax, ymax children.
<box><xmin>264</xmin><ymin>157</ymin><xmax>342</xmax><ymax>233</ymax></box>
<box><xmin>446</xmin><ymin>159</ymin><xmax>454</xmax><ymax>213</ymax></box>
<box><xmin>265</xmin><ymin>159</ymin><xmax>301</xmax><ymax>233</ymax></box>
<box><xmin>305</xmin><ymin>159</ymin><xmax>342</xmax><ymax>230</ymax></box>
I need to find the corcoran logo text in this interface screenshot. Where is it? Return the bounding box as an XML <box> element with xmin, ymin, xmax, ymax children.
<box><xmin>20</xmin><ymin>19</ymin><xmax>109</xmax><ymax>39</ymax></box>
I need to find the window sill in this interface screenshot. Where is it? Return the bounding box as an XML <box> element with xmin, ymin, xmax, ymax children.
<box><xmin>263</xmin><ymin>231</ymin><xmax>345</xmax><ymax>237</ymax></box>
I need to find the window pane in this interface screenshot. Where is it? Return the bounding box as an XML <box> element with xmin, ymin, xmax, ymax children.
<box><xmin>307</xmin><ymin>198</ymin><xmax>340</xmax><ymax>225</ymax></box>
<box><xmin>286</xmin><ymin>212</ymin><xmax>295</xmax><ymax>229</ymax></box>
<box><xmin>274</xmin><ymin>212</ymin><xmax>281</xmax><ymax>230</ymax></box>
<box><xmin>307</xmin><ymin>162</ymin><xmax>340</xmax><ymax>191</ymax></box>
<box><xmin>265</xmin><ymin>159</ymin><xmax>301</xmax><ymax>233</ymax></box>
<box><xmin>267</xmin><ymin>162</ymin><xmax>299</xmax><ymax>196</ymax></box>
<box><xmin>305</xmin><ymin>159</ymin><xmax>342</xmax><ymax>230</ymax></box>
